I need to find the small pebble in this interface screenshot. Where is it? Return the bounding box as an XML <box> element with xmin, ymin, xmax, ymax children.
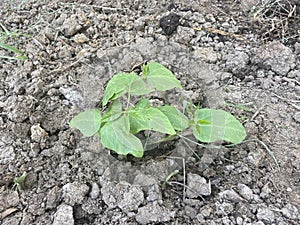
<box><xmin>237</xmin><ymin>183</ymin><xmax>254</xmax><ymax>201</ymax></box>
<box><xmin>293</xmin><ymin>112</ymin><xmax>300</xmax><ymax>123</ymax></box>
<box><xmin>89</xmin><ymin>182</ymin><xmax>100</xmax><ymax>199</ymax></box>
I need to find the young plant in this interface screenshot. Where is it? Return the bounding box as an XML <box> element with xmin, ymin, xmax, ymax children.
<box><xmin>13</xmin><ymin>172</ymin><xmax>27</xmax><ymax>191</ymax></box>
<box><xmin>70</xmin><ymin>62</ymin><xmax>246</xmax><ymax>157</ymax></box>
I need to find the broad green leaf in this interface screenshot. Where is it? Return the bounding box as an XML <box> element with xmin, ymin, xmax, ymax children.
<box><xmin>99</xmin><ymin>115</ymin><xmax>144</xmax><ymax>157</ymax></box>
<box><xmin>130</xmin><ymin>77</ymin><xmax>153</xmax><ymax>95</ymax></box>
<box><xmin>101</xmin><ymin>100</ymin><xmax>123</xmax><ymax>123</ymax></box>
<box><xmin>128</xmin><ymin>106</ymin><xmax>176</xmax><ymax>135</ymax></box>
<box><xmin>69</xmin><ymin>109</ymin><xmax>101</xmax><ymax>137</ymax></box>
<box><xmin>158</xmin><ymin>105</ymin><xmax>189</xmax><ymax>131</ymax></box>
<box><xmin>192</xmin><ymin>108</ymin><xmax>246</xmax><ymax>144</ymax></box>
<box><xmin>136</xmin><ymin>98</ymin><xmax>151</xmax><ymax>109</ymax></box>
<box><xmin>142</xmin><ymin>62</ymin><xmax>182</xmax><ymax>91</ymax></box>
<box><xmin>102</xmin><ymin>72</ymin><xmax>151</xmax><ymax>107</ymax></box>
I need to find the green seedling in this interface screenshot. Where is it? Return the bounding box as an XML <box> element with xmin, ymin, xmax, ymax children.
<box><xmin>162</xmin><ymin>169</ymin><xmax>180</xmax><ymax>188</ymax></box>
<box><xmin>0</xmin><ymin>22</ymin><xmax>28</xmax><ymax>60</ymax></box>
<box><xmin>70</xmin><ymin>61</ymin><xmax>246</xmax><ymax>157</ymax></box>
<box><xmin>13</xmin><ymin>172</ymin><xmax>27</xmax><ymax>191</ymax></box>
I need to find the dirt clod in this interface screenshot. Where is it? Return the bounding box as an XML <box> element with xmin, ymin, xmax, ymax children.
<box><xmin>159</xmin><ymin>13</ymin><xmax>180</xmax><ymax>35</ymax></box>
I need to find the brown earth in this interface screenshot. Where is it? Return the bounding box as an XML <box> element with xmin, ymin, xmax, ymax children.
<box><xmin>0</xmin><ymin>0</ymin><xmax>299</xmax><ymax>224</ymax></box>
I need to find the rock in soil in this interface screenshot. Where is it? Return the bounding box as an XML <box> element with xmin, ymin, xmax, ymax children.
<box><xmin>52</xmin><ymin>204</ymin><xmax>74</xmax><ymax>225</ymax></box>
<box><xmin>159</xmin><ymin>13</ymin><xmax>180</xmax><ymax>35</ymax></box>
<box><xmin>135</xmin><ymin>201</ymin><xmax>176</xmax><ymax>225</ymax></box>
<box><xmin>186</xmin><ymin>173</ymin><xmax>211</xmax><ymax>198</ymax></box>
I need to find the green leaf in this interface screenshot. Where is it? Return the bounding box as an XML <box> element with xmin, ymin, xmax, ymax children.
<box><xmin>101</xmin><ymin>100</ymin><xmax>123</xmax><ymax>123</ymax></box>
<box><xmin>0</xmin><ymin>42</ymin><xmax>25</xmax><ymax>54</ymax></box>
<box><xmin>99</xmin><ymin>115</ymin><xmax>144</xmax><ymax>157</ymax></box>
<box><xmin>69</xmin><ymin>109</ymin><xmax>101</xmax><ymax>137</ymax></box>
<box><xmin>158</xmin><ymin>106</ymin><xmax>189</xmax><ymax>131</ymax></box>
<box><xmin>0</xmin><ymin>42</ymin><xmax>28</xmax><ymax>60</ymax></box>
<box><xmin>102</xmin><ymin>72</ymin><xmax>151</xmax><ymax>107</ymax></box>
<box><xmin>142</xmin><ymin>62</ymin><xmax>182</xmax><ymax>91</ymax></box>
<box><xmin>192</xmin><ymin>108</ymin><xmax>246</xmax><ymax>144</ymax></box>
<box><xmin>128</xmin><ymin>106</ymin><xmax>176</xmax><ymax>135</ymax></box>
<box><xmin>136</xmin><ymin>98</ymin><xmax>151</xmax><ymax>109</ymax></box>
<box><xmin>0</xmin><ymin>22</ymin><xmax>11</xmax><ymax>35</ymax></box>
<box><xmin>0</xmin><ymin>55</ymin><xmax>28</xmax><ymax>60</ymax></box>
<box><xmin>14</xmin><ymin>172</ymin><xmax>27</xmax><ymax>191</ymax></box>
<box><xmin>130</xmin><ymin>76</ymin><xmax>153</xmax><ymax>95</ymax></box>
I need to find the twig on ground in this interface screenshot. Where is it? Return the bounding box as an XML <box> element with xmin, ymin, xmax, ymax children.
<box><xmin>249</xmin><ymin>104</ymin><xmax>266</xmax><ymax>121</ymax></box>
<box><xmin>239</xmin><ymin>139</ymin><xmax>280</xmax><ymax>169</ymax></box>
<box><xmin>272</xmin><ymin>92</ymin><xmax>300</xmax><ymax>110</ymax></box>
<box><xmin>168</xmin><ymin>181</ymin><xmax>205</xmax><ymax>201</ymax></box>
<box><xmin>282</xmin><ymin>77</ymin><xmax>300</xmax><ymax>86</ymax></box>
<box><xmin>165</xmin><ymin>156</ymin><xmax>186</xmax><ymax>201</ymax></box>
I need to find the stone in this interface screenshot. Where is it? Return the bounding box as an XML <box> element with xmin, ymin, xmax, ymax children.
<box><xmin>260</xmin><ymin>183</ymin><xmax>272</xmax><ymax>199</ymax></box>
<box><xmin>59</xmin><ymin>86</ymin><xmax>83</xmax><ymax>105</ymax></box>
<box><xmin>89</xmin><ymin>182</ymin><xmax>100</xmax><ymax>199</ymax></box>
<box><xmin>135</xmin><ymin>201</ymin><xmax>175</xmax><ymax>225</ymax></box>
<box><xmin>222</xmin><ymin>216</ymin><xmax>232</xmax><ymax>225</ymax></box>
<box><xmin>224</xmin><ymin>51</ymin><xmax>250</xmax><ymax>76</ymax></box>
<box><xmin>176</xmin><ymin>26</ymin><xmax>195</xmax><ymax>43</ymax></box>
<box><xmin>62</xmin><ymin>182</ymin><xmax>89</xmax><ymax>206</ymax></box>
<box><xmin>184</xmin><ymin>205</ymin><xmax>197</xmax><ymax>219</ymax></box>
<box><xmin>186</xmin><ymin>173</ymin><xmax>211</xmax><ymax>198</ymax></box>
<box><xmin>256</xmin><ymin>207</ymin><xmax>275</xmax><ymax>223</ymax></box>
<box><xmin>133</xmin><ymin>173</ymin><xmax>161</xmax><ymax>203</ymax></box>
<box><xmin>101</xmin><ymin>181</ymin><xmax>144</xmax><ymax>212</ymax></box>
<box><xmin>53</xmin><ymin>204</ymin><xmax>74</xmax><ymax>225</ymax></box>
<box><xmin>0</xmin><ymin>191</ymin><xmax>19</xmax><ymax>210</ymax></box>
<box><xmin>6</xmin><ymin>95</ymin><xmax>35</xmax><ymax>123</ymax></box>
<box><xmin>216</xmin><ymin>202</ymin><xmax>235</xmax><ymax>216</ymax></box>
<box><xmin>118</xmin><ymin>185</ymin><xmax>144</xmax><ymax>212</ymax></box>
<box><xmin>0</xmin><ymin>146</ymin><xmax>15</xmax><ymax>165</ymax></box>
<box><xmin>193</xmin><ymin>47</ymin><xmax>219</xmax><ymax>63</ymax></box>
<box><xmin>281</xmin><ymin>204</ymin><xmax>299</xmax><ymax>220</ymax></box>
<box><xmin>81</xmin><ymin>199</ymin><xmax>103</xmax><ymax>215</ymax></box>
<box><xmin>253</xmin><ymin>41</ymin><xmax>296</xmax><ymax>76</ymax></box>
<box><xmin>61</xmin><ymin>16</ymin><xmax>82</xmax><ymax>37</ymax></box>
<box><xmin>200</xmin><ymin>205</ymin><xmax>213</xmax><ymax>218</ymax></box>
<box><xmin>236</xmin><ymin>216</ymin><xmax>243</xmax><ymax>225</ymax></box>
<box><xmin>46</xmin><ymin>186</ymin><xmax>61</xmax><ymax>209</ymax></box>
<box><xmin>218</xmin><ymin>190</ymin><xmax>243</xmax><ymax>203</ymax></box>
<box><xmin>246</xmin><ymin>151</ymin><xmax>264</xmax><ymax>167</ymax></box>
<box><xmin>44</xmin><ymin>27</ymin><xmax>55</xmax><ymax>41</ymax></box>
<box><xmin>237</xmin><ymin>183</ymin><xmax>254</xmax><ymax>201</ymax></box>
<box><xmin>30</xmin><ymin>124</ymin><xmax>48</xmax><ymax>142</ymax></box>
<box><xmin>73</xmin><ymin>33</ymin><xmax>89</xmax><ymax>44</ymax></box>
<box><xmin>159</xmin><ymin>13</ymin><xmax>180</xmax><ymax>35</ymax></box>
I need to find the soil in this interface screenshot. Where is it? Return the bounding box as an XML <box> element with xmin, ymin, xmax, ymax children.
<box><xmin>0</xmin><ymin>0</ymin><xmax>299</xmax><ymax>224</ymax></box>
